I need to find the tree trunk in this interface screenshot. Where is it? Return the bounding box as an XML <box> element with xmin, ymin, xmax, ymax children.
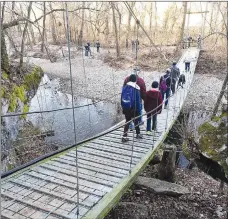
<box><xmin>1</xmin><ymin>1</ymin><xmax>5</xmax><ymax>24</ymax></box>
<box><xmin>149</xmin><ymin>2</ymin><xmax>153</xmax><ymax>36</ymax></box>
<box><xmin>19</xmin><ymin>2</ymin><xmax>32</xmax><ymax>72</ymax></box>
<box><xmin>175</xmin><ymin>2</ymin><xmax>187</xmax><ymax>51</ymax></box>
<box><xmin>29</xmin><ymin>23</ymin><xmax>36</xmax><ymax>45</ymax></box>
<box><xmin>211</xmin><ymin>73</ymin><xmax>228</xmax><ymax>118</ymax></box>
<box><xmin>158</xmin><ymin>145</ymin><xmax>177</xmax><ymax>183</ymax></box>
<box><xmin>111</xmin><ymin>2</ymin><xmax>120</xmax><ymax>57</ymax></box>
<box><xmin>41</xmin><ymin>2</ymin><xmax>46</xmax><ymax>52</ymax></box>
<box><xmin>49</xmin><ymin>2</ymin><xmax>57</xmax><ymax>44</ymax></box>
<box><xmin>1</xmin><ymin>31</ymin><xmax>9</xmax><ymax>72</ymax></box>
<box><xmin>31</xmin><ymin>7</ymin><xmax>54</xmax><ymax>63</ymax></box>
<box><xmin>78</xmin><ymin>2</ymin><xmax>85</xmax><ymax>46</ymax></box>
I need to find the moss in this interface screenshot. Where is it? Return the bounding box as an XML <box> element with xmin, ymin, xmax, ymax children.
<box><xmin>20</xmin><ymin>104</ymin><xmax>29</xmax><ymax>119</ymax></box>
<box><xmin>8</xmin><ymin>92</ymin><xmax>17</xmax><ymax>112</ymax></box>
<box><xmin>1</xmin><ymin>87</ymin><xmax>6</xmax><ymax>98</ymax></box>
<box><xmin>198</xmin><ymin>122</ymin><xmax>216</xmax><ymax>134</ymax></box>
<box><xmin>182</xmin><ymin>141</ymin><xmax>191</xmax><ymax>160</ymax></box>
<box><xmin>2</xmin><ymin>71</ymin><xmax>8</xmax><ymax>80</ymax></box>
<box><xmin>24</xmin><ymin>66</ymin><xmax>43</xmax><ymax>91</ymax></box>
<box><xmin>13</xmin><ymin>85</ymin><xmax>26</xmax><ymax>103</ymax></box>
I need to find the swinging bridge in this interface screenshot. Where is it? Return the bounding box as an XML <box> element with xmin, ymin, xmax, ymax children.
<box><xmin>1</xmin><ymin>47</ymin><xmax>200</xmax><ymax>219</ymax></box>
<box><xmin>0</xmin><ymin>2</ymin><xmax>203</xmax><ymax>219</ymax></box>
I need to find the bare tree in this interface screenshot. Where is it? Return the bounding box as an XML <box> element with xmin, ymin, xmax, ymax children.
<box><xmin>176</xmin><ymin>2</ymin><xmax>187</xmax><ymax>51</ymax></box>
<box><xmin>19</xmin><ymin>2</ymin><xmax>33</xmax><ymax>72</ymax></box>
<box><xmin>41</xmin><ymin>2</ymin><xmax>46</xmax><ymax>52</ymax></box>
<box><xmin>111</xmin><ymin>2</ymin><xmax>120</xmax><ymax>57</ymax></box>
<box><xmin>78</xmin><ymin>2</ymin><xmax>85</xmax><ymax>46</ymax></box>
<box><xmin>212</xmin><ymin>73</ymin><xmax>228</xmax><ymax>118</ymax></box>
<box><xmin>49</xmin><ymin>2</ymin><xmax>58</xmax><ymax>44</ymax></box>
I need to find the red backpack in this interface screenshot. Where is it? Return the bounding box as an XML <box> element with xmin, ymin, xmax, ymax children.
<box><xmin>159</xmin><ymin>76</ymin><xmax>169</xmax><ymax>92</ymax></box>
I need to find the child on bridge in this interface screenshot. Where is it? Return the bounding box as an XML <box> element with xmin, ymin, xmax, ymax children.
<box><xmin>144</xmin><ymin>81</ymin><xmax>163</xmax><ymax>135</ymax></box>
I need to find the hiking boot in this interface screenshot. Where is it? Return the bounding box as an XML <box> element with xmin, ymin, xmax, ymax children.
<box><xmin>146</xmin><ymin>131</ymin><xmax>152</xmax><ymax>135</ymax></box>
<box><xmin>136</xmin><ymin>134</ymin><xmax>143</xmax><ymax>139</ymax></box>
<box><xmin>164</xmin><ymin>105</ymin><xmax>168</xmax><ymax>109</ymax></box>
<box><xmin>122</xmin><ymin>137</ymin><xmax>129</xmax><ymax>143</ymax></box>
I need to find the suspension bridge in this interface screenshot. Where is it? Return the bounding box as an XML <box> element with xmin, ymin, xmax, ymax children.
<box><xmin>1</xmin><ymin>47</ymin><xmax>200</xmax><ymax>219</ymax></box>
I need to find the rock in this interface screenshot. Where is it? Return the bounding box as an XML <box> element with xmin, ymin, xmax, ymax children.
<box><xmin>113</xmin><ymin>202</ymin><xmax>149</xmax><ymax>219</ymax></box>
<box><xmin>135</xmin><ymin>176</ymin><xmax>190</xmax><ymax>197</ymax></box>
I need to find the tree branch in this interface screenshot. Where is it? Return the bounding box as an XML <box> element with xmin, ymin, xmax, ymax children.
<box><xmin>3</xmin><ymin>7</ymin><xmax>99</xmax><ymax>30</ymax></box>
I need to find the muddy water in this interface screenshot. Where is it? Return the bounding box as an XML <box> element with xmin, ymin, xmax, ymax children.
<box><xmin>27</xmin><ymin>75</ymin><xmax>123</xmax><ymax>148</ymax></box>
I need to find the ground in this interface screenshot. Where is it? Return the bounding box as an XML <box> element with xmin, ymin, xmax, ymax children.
<box><xmin>105</xmin><ymin>166</ymin><xmax>227</xmax><ymax>219</ymax></box>
<box><xmin>22</xmin><ymin>44</ymin><xmax>226</xmax><ymax>112</ymax></box>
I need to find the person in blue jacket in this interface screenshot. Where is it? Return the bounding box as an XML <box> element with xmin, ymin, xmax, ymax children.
<box><xmin>121</xmin><ymin>74</ymin><xmax>143</xmax><ymax>142</ymax></box>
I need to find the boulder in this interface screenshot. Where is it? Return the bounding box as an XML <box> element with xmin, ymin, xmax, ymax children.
<box><xmin>198</xmin><ymin>112</ymin><xmax>228</xmax><ymax>178</ymax></box>
<box><xmin>135</xmin><ymin>176</ymin><xmax>190</xmax><ymax>197</ymax></box>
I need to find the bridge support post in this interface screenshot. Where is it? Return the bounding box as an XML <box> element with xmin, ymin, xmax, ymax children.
<box><xmin>158</xmin><ymin>145</ymin><xmax>177</xmax><ymax>183</ymax></box>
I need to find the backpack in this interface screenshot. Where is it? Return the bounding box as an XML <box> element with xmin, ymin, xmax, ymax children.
<box><xmin>121</xmin><ymin>85</ymin><xmax>136</xmax><ymax>109</ymax></box>
<box><xmin>160</xmin><ymin>76</ymin><xmax>169</xmax><ymax>92</ymax></box>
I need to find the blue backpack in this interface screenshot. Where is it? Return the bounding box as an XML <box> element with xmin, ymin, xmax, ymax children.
<box><xmin>121</xmin><ymin>85</ymin><xmax>136</xmax><ymax>109</ymax></box>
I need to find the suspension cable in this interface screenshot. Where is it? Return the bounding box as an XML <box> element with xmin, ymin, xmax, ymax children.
<box><xmin>65</xmin><ymin>3</ymin><xmax>80</xmax><ymax>218</ymax></box>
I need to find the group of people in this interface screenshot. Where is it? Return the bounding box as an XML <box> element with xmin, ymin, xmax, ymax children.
<box><xmin>85</xmin><ymin>40</ymin><xmax>101</xmax><ymax>56</ymax></box>
<box><xmin>121</xmin><ymin>62</ymin><xmax>183</xmax><ymax>143</ymax></box>
<box><xmin>126</xmin><ymin>39</ymin><xmax>140</xmax><ymax>52</ymax></box>
<box><xmin>182</xmin><ymin>35</ymin><xmax>201</xmax><ymax>49</ymax></box>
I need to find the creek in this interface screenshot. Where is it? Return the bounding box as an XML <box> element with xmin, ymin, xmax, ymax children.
<box><xmin>27</xmin><ymin>74</ymin><xmax>123</xmax><ymax>148</ymax></box>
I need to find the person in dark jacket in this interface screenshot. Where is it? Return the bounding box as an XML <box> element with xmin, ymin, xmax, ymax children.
<box><xmin>121</xmin><ymin>74</ymin><xmax>142</xmax><ymax>142</ymax></box>
<box><xmin>144</xmin><ymin>81</ymin><xmax>163</xmax><ymax>135</ymax></box>
<box><xmin>123</xmin><ymin>66</ymin><xmax>146</xmax><ymax>127</ymax></box>
<box><xmin>159</xmin><ymin>69</ymin><xmax>171</xmax><ymax>109</ymax></box>
<box><xmin>96</xmin><ymin>40</ymin><xmax>100</xmax><ymax>52</ymax></box>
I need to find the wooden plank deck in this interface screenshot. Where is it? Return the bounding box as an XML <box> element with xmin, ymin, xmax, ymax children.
<box><xmin>1</xmin><ymin>48</ymin><xmax>200</xmax><ymax>219</ymax></box>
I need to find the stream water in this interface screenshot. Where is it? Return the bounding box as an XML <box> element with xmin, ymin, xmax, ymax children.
<box><xmin>27</xmin><ymin>74</ymin><xmax>123</xmax><ymax>148</ymax></box>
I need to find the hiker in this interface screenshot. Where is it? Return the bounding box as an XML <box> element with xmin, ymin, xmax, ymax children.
<box><xmin>177</xmin><ymin>74</ymin><xmax>186</xmax><ymax>89</ymax></box>
<box><xmin>159</xmin><ymin>69</ymin><xmax>171</xmax><ymax>109</ymax></box>
<box><xmin>123</xmin><ymin>66</ymin><xmax>146</xmax><ymax>128</ymax></box>
<box><xmin>126</xmin><ymin>39</ymin><xmax>129</xmax><ymax>49</ymax></box>
<box><xmin>197</xmin><ymin>35</ymin><xmax>201</xmax><ymax>49</ymax></box>
<box><xmin>87</xmin><ymin>42</ymin><xmax>92</xmax><ymax>56</ymax></box>
<box><xmin>170</xmin><ymin>62</ymin><xmax>180</xmax><ymax>94</ymax></box>
<box><xmin>121</xmin><ymin>74</ymin><xmax>143</xmax><ymax>142</ymax></box>
<box><xmin>183</xmin><ymin>57</ymin><xmax>191</xmax><ymax>72</ymax></box>
<box><xmin>144</xmin><ymin>81</ymin><xmax>163</xmax><ymax>135</ymax></box>
<box><xmin>84</xmin><ymin>45</ymin><xmax>89</xmax><ymax>56</ymax></box>
<box><xmin>96</xmin><ymin>40</ymin><xmax>100</xmax><ymax>53</ymax></box>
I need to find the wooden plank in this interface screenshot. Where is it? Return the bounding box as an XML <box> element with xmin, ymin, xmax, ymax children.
<box><xmin>30</xmin><ymin>167</ymin><xmax>112</xmax><ymax>193</ymax></box>
<box><xmin>47</xmin><ymin>160</ymin><xmax>121</xmax><ymax>184</ymax></box>
<box><xmin>93</xmin><ymin>138</ymin><xmax>149</xmax><ymax>153</ymax></box>
<box><xmin>23</xmin><ymin>171</ymin><xmax>105</xmax><ymax>197</ymax></box>
<box><xmin>36</xmin><ymin>164</ymin><xmax>116</xmax><ymax>188</ymax></box>
<box><xmin>53</xmin><ymin>157</ymin><xmax>126</xmax><ymax>179</ymax></box>
<box><xmin>72</xmin><ymin>148</ymin><xmax>139</xmax><ymax>164</ymax></box>
<box><xmin>65</xmin><ymin>153</ymin><xmax>132</xmax><ymax>172</ymax></box>
<box><xmin>85</xmin><ymin>142</ymin><xmax>143</xmax><ymax>159</ymax></box>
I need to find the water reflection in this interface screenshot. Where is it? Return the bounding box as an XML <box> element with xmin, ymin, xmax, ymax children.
<box><xmin>27</xmin><ymin>75</ymin><xmax>123</xmax><ymax>148</ymax></box>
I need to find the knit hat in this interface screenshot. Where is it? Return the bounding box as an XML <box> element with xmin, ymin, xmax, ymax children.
<box><xmin>152</xmin><ymin>81</ymin><xmax>159</xmax><ymax>88</ymax></box>
<box><xmin>129</xmin><ymin>74</ymin><xmax>137</xmax><ymax>82</ymax></box>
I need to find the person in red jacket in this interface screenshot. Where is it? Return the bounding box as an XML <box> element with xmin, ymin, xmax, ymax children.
<box><xmin>144</xmin><ymin>81</ymin><xmax>163</xmax><ymax>135</ymax></box>
<box><xmin>123</xmin><ymin>66</ymin><xmax>146</xmax><ymax>128</ymax></box>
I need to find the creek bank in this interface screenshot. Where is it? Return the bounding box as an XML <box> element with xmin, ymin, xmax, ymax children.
<box><xmin>1</xmin><ymin>62</ymin><xmax>44</xmax><ymax>172</ymax></box>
